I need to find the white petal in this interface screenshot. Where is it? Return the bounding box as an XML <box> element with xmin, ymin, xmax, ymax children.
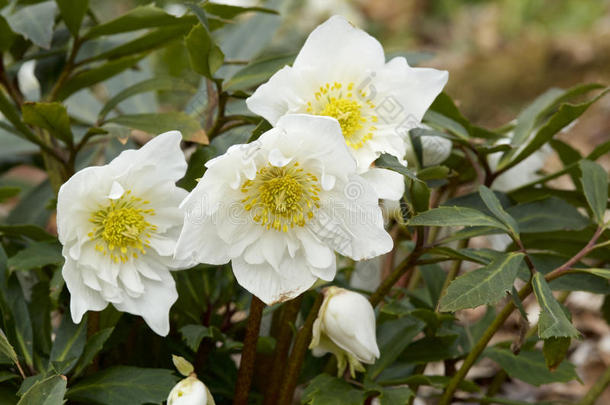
<box><xmin>360</xmin><ymin>167</ymin><xmax>404</xmax><ymax>201</ymax></box>
<box><xmin>174</xmin><ymin>215</ymin><xmax>232</xmax><ymax>265</ymax></box>
<box><xmin>231</xmin><ymin>255</ymin><xmax>317</xmax><ymax>305</ymax></box>
<box><xmin>107</xmin><ymin>181</ymin><xmax>125</xmax><ymax>199</ymax></box>
<box><xmin>297</xmin><ymin>230</ymin><xmax>335</xmax><ymax>271</ymax></box>
<box><xmin>374</xmin><ymin>57</ymin><xmax>448</xmax><ymax>124</ymax></box>
<box><xmin>349</xmin><ymin>256</ymin><xmax>383</xmax><ymax>292</ymax></box>
<box><xmin>312</xmin><ymin>175</ymin><xmax>392</xmax><ymax>260</ymax></box>
<box><xmin>109</xmin><ymin>131</ymin><xmax>187</xmax><ymax>184</ymax></box>
<box><xmin>268</xmin><ymin>148</ymin><xmax>292</xmax><ymax>167</ymax></box>
<box><xmin>63</xmin><ymin>258</ymin><xmax>108</xmax><ymax>323</ymax></box>
<box><xmin>293</xmin><ymin>16</ymin><xmax>385</xmax><ymax>76</ymax></box>
<box><xmin>113</xmin><ymin>269</ymin><xmax>178</xmax><ymax>336</ymax></box>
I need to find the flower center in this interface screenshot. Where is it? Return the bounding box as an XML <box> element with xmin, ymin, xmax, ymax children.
<box><xmin>241</xmin><ymin>162</ymin><xmax>321</xmax><ymax>232</ymax></box>
<box><xmin>307</xmin><ymin>82</ymin><xmax>378</xmax><ymax>150</ymax></box>
<box><xmin>88</xmin><ymin>190</ymin><xmax>156</xmax><ymax>263</ymax></box>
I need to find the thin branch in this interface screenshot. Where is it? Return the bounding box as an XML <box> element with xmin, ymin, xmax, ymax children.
<box><xmin>233</xmin><ymin>297</ymin><xmax>265</xmax><ymax>405</ymax></box>
<box><xmin>546</xmin><ymin>226</ymin><xmax>605</xmax><ymax>281</ymax></box>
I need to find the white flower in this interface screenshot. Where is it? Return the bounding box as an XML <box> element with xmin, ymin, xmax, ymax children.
<box><xmin>419</xmin><ymin>134</ymin><xmax>452</xmax><ymax>167</ymax></box>
<box><xmin>174</xmin><ymin>114</ymin><xmax>392</xmax><ymax>305</ymax></box>
<box><xmin>167</xmin><ymin>376</ymin><xmax>215</xmax><ymax>405</ymax></box>
<box><xmin>57</xmin><ymin>132</ymin><xmax>189</xmax><ymax>336</ymax></box>
<box><xmin>310</xmin><ymin>286</ymin><xmax>380</xmax><ymax>377</ymax></box>
<box><xmin>246</xmin><ymin>15</ymin><xmax>448</xmax><ymax>200</ymax></box>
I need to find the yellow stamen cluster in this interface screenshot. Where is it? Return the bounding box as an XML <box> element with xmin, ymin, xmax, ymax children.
<box><xmin>306</xmin><ymin>82</ymin><xmax>377</xmax><ymax>149</ymax></box>
<box><xmin>241</xmin><ymin>162</ymin><xmax>321</xmax><ymax>232</ymax></box>
<box><xmin>88</xmin><ymin>190</ymin><xmax>156</xmax><ymax>263</ymax></box>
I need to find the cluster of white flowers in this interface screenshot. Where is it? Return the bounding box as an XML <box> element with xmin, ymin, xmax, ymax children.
<box><xmin>56</xmin><ymin>16</ymin><xmax>447</xmax><ymax>380</ymax></box>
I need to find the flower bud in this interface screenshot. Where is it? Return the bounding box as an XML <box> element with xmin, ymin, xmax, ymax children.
<box><xmin>310</xmin><ymin>287</ymin><xmax>380</xmax><ymax>377</ymax></box>
<box><xmin>167</xmin><ymin>375</ymin><xmax>215</xmax><ymax>405</ymax></box>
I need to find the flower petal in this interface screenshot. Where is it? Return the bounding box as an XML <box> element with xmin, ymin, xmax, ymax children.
<box><xmin>360</xmin><ymin>167</ymin><xmax>404</xmax><ymax>201</ymax></box>
<box><xmin>63</xmin><ymin>258</ymin><xmax>108</xmax><ymax>323</ymax></box>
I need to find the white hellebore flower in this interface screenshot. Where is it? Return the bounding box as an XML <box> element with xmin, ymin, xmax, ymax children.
<box><xmin>246</xmin><ymin>15</ymin><xmax>448</xmax><ymax>200</ymax></box>
<box><xmin>57</xmin><ymin>132</ymin><xmax>188</xmax><ymax>336</ymax></box>
<box><xmin>175</xmin><ymin>114</ymin><xmax>392</xmax><ymax>305</ymax></box>
<box><xmin>310</xmin><ymin>286</ymin><xmax>380</xmax><ymax>377</ymax></box>
<box><xmin>168</xmin><ymin>376</ymin><xmax>215</xmax><ymax>405</ymax></box>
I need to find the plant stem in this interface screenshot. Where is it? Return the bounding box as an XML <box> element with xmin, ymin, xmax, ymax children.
<box><xmin>438</xmin><ymin>283</ymin><xmax>532</xmax><ymax>405</ymax></box>
<box><xmin>233</xmin><ymin>296</ymin><xmax>265</xmax><ymax>405</ymax></box>
<box><xmin>577</xmin><ymin>364</ymin><xmax>610</xmax><ymax>405</ymax></box>
<box><xmin>369</xmin><ymin>229</ymin><xmax>425</xmax><ymax>307</ymax></box>
<box><xmin>276</xmin><ymin>293</ymin><xmax>323</xmax><ymax>405</ymax></box>
<box><xmin>263</xmin><ymin>297</ymin><xmax>303</xmax><ymax>405</ymax></box>
<box><xmin>546</xmin><ymin>227</ymin><xmax>604</xmax><ymax>281</ymax></box>
<box><xmin>48</xmin><ymin>37</ymin><xmax>83</xmax><ymax>102</ymax></box>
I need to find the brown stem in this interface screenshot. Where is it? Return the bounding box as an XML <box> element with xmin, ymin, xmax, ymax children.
<box><xmin>276</xmin><ymin>293</ymin><xmax>323</xmax><ymax>405</ymax></box>
<box><xmin>546</xmin><ymin>227</ymin><xmax>604</xmax><ymax>281</ymax></box>
<box><xmin>48</xmin><ymin>37</ymin><xmax>83</xmax><ymax>102</ymax></box>
<box><xmin>233</xmin><ymin>297</ymin><xmax>265</xmax><ymax>405</ymax></box>
<box><xmin>263</xmin><ymin>297</ymin><xmax>303</xmax><ymax>405</ymax></box>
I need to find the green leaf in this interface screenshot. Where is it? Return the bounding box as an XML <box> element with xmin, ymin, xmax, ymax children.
<box><xmin>479</xmin><ymin>185</ymin><xmax>519</xmax><ymax>237</ymax></box>
<box><xmin>401</xmin><ymin>334</ymin><xmax>460</xmax><ymax>363</ymax></box>
<box><xmin>485</xmin><ymin>347</ymin><xmax>579</xmax><ymax>386</ymax></box>
<box><xmin>49</xmin><ymin>315</ymin><xmax>87</xmax><ymax>374</ymax></box>
<box><xmin>377</xmin><ymin>386</ymin><xmax>414</xmax><ymax>405</ymax></box>
<box><xmin>185</xmin><ymin>23</ymin><xmax>224</xmax><ymax>79</ymax></box>
<box><xmin>579</xmin><ymin>160</ymin><xmax>608</xmax><ymax>225</ymax></box>
<box><xmin>532</xmin><ymin>273</ymin><xmax>580</xmax><ymax>338</ymax></box>
<box><xmin>404</xmin><ymin>177</ymin><xmax>430</xmax><ymax>214</ymax></box>
<box><xmin>499</xmin><ymin>87</ymin><xmax>609</xmax><ymax>171</ymax></box>
<box><xmin>106</xmin><ymin>113</ymin><xmax>207</xmax><ymax>144</ymax></box>
<box><xmin>83</xmin><ymin>5</ymin><xmax>196</xmax><ymax>39</ymax></box>
<box><xmin>225</xmin><ymin>54</ymin><xmax>295</xmax><ymax>91</ymax></box>
<box><xmin>17</xmin><ymin>374</ymin><xmax>66</xmax><ymax>405</ymax></box>
<box><xmin>0</xmin><ymin>89</ymin><xmax>39</xmax><ymax>142</ymax></box>
<box><xmin>367</xmin><ymin>317</ymin><xmax>425</xmax><ymax>380</ymax></box>
<box><xmin>302</xmin><ymin>374</ymin><xmax>365</xmax><ymax>405</ymax></box>
<box><xmin>0</xmin><ymin>186</ymin><xmax>19</xmax><ymax>202</ymax></box>
<box><xmin>409</xmin><ymin>206</ymin><xmax>507</xmax><ymax>230</ymax></box>
<box><xmin>203</xmin><ymin>3</ymin><xmax>278</xmax><ymax>19</ymax></box>
<box><xmin>506</xmin><ymin>197</ymin><xmax>589</xmax><ymax>233</ymax></box>
<box><xmin>99</xmin><ymin>76</ymin><xmax>195</xmax><ymax>120</ymax></box>
<box><xmin>375</xmin><ymin>154</ymin><xmax>419</xmax><ymax>183</ymax></box>
<box><xmin>55</xmin><ymin>55</ymin><xmax>145</xmax><ymax>101</ymax></box>
<box><xmin>0</xmin><ymin>16</ymin><xmax>16</xmax><ymax>52</ymax></box>
<box><xmin>72</xmin><ymin>328</ymin><xmax>114</xmax><ymax>378</ymax></box>
<box><xmin>0</xmin><ymin>225</ymin><xmax>54</xmax><ymax>241</ymax></box>
<box><xmin>179</xmin><ymin>324</ymin><xmax>215</xmax><ymax>352</ymax></box>
<box><xmin>511</xmin><ymin>87</ymin><xmax>566</xmax><ymax>146</ymax></box>
<box><xmin>3</xmin><ymin>1</ymin><xmax>57</xmax><ymax>49</ymax></box>
<box><xmin>7</xmin><ymin>241</ymin><xmax>63</xmax><ymax>273</ymax></box>
<box><xmin>439</xmin><ymin>252</ymin><xmax>524</xmax><ymax>312</ymax></box>
<box><xmin>417</xmin><ymin>165</ymin><xmax>451</xmax><ymax>181</ymax></box>
<box><xmin>55</xmin><ymin>0</ymin><xmax>89</xmax><ymax>36</ymax></box>
<box><xmin>0</xmin><ymin>329</ymin><xmax>19</xmax><ymax>367</ymax></box>
<box><xmin>89</xmin><ymin>25</ymin><xmax>193</xmax><ymax>62</ymax></box>
<box><xmin>172</xmin><ymin>355</ymin><xmax>194</xmax><ymax>377</ymax></box>
<box><xmin>543</xmin><ymin>337</ymin><xmax>571</xmax><ymax>371</ymax></box>
<box><xmin>570</xmin><ymin>268</ymin><xmax>610</xmax><ymax>280</ymax></box>
<box><xmin>66</xmin><ymin>366</ymin><xmax>179</xmax><ymax>405</ymax></box>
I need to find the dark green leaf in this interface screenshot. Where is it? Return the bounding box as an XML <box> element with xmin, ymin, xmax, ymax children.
<box><xmin>579</xmin><ymin>160</ymin><xmax>608</xmax><ymax>225</ymax></box>
<box><xmin>543</xmin><ymin>337</ymin><xmax>571</xmax><ymax>371</ymax></box>
<box><xmin>401</xmin><ymin>334</ymin><xmax>460</xmax><ymax>363</ymax></box>
<box><xmin>507</xmin><ymin>197</ymin><xmax>589</xmax><ymax>233</ymax></box>
<box><xmin>99</xmin><ymin>76</ymin><xmax>195</xmax><ymax>120</ymax></box>
<box><xmin>72</xmin><ymin>328</ymin><xmax>114</xmax><ymax>378</ymax></box>
<box><xmin>66</xmin><ymin>366</ymin><xmax>179</xmax><ymax>405</ymax></box>
<box><xmin>7</xmin><ymin>240</ymin><xmax>63</xmax><ymax>273</ymax></box>
<box><xmin>377</xmin><ymin>386</ymin><xmax>414</xmax><ymax>405</ymax></box>
<box><xmin>417</xmin><ymin>165</ymin><xmax>451</xmax><ymax>181</ymax></box>
<box><xmin>55</xmin><ymin>55</ymin><xmax>145</xmax><ymax>101</ymax></box>
<box><xmin>106</xmin><ymin>113</ymin><xmax>207</xmax><ymax>144</ymax></box>
<box><xmin>180</xmin><ymin>324</ymin><xmax>214</xmax><ymax>352</ymax></box>
<box><xmin>17</xmin><ymin>374</ymin><xmax>66</xmax><ymax>405</ymax></box>
<box><xmin>4</xmin><ymin>1</ymin><xmax>57</xmax><ymax>49</ymax></box>
<box><xmin>302</xmin><ymin>374</ymin><xmax>365</xmax><ymax>405</ymax></box>
<box><xmin>49</xmin><ymin>315</ymin><xmax>87</xmax><ymax>374</ymax></box>
<box><xmin>225</xmin><ymin>54</ymin><xmax>295</xmax><ymax>91</ymax></box>
<box><xmin>84</xmin><ymin>5</ymin><xmax>196</xmax><ymax>39</ymax></box>
<box><xmin>439</xmin><ymin>252</ymin><xmax>524</xmax><ymax>311</ymax></box>
<box><xmin>0</xmin><ymin>186</ymin><xmax>20</xmax><ymax>202</ymax></box>
<box><xmin>185</xmin><ymin>24</ymin><xmax>224</xmax><ymax>79</ymax></box>
<box><xmin>0</xmin><ymin>329</ymin><xmax>19</xmax><ymax>368</ymax></box>
<box><xmin>532</xmin><ymin>273</ymin><xmax>580</xmax><ymax>338</ymax></box>
<box><xmin>485</xmin><ymin>347</ymin><xmax>579</xmax><ymax>386</ymax></box>
<box><xmin>375</xmin><ymin>154</ymin><xmax>419</xmax><ymax>182</ymax></box>
<box><xmin>409</xmin><ymin>206</ymin><xmax>507</xmax><ymax>230</ymax></box>
<box><xmin>56</xmin><ymin>0</ymin><xmax>89</xmax><ymax>36</ymax></box>
<box><xmin>22</xmin><ymin>101</ymin><xmax>73</xmax><ymax>144</ymax></box>
<box><xmin>479</xmin><ymin>185</ymin><xmax>519</xmax><ymax>237</ymax></box>
<box><xmin>203</xmin><ymin>3</ymin><xmax>278</xmax><ymax>19</ymax></box>
<box><xmin>0</xmin><ymin>225</ymin><xmax>54</xmax><ymax>241</ymax></box>
<box><xmin>367</xmin><ymin>317</ymin><xmax>425</xmax><ymax>380</ymax></box>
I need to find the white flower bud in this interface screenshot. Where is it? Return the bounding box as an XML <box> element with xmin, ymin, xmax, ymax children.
<box><xmin>310</xmin><ymin>287</ymin><xmax>380</xmax><ymax>377</ymax></box>
<box><xmin>420</xmin><ymin>135</ymin><xmax>452</xmax><ymax>167</ymax></box>
<box><xmin>167</xmin><ymin>376</ymin><xmax>215</xmax><ymax>405</ymax></box>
